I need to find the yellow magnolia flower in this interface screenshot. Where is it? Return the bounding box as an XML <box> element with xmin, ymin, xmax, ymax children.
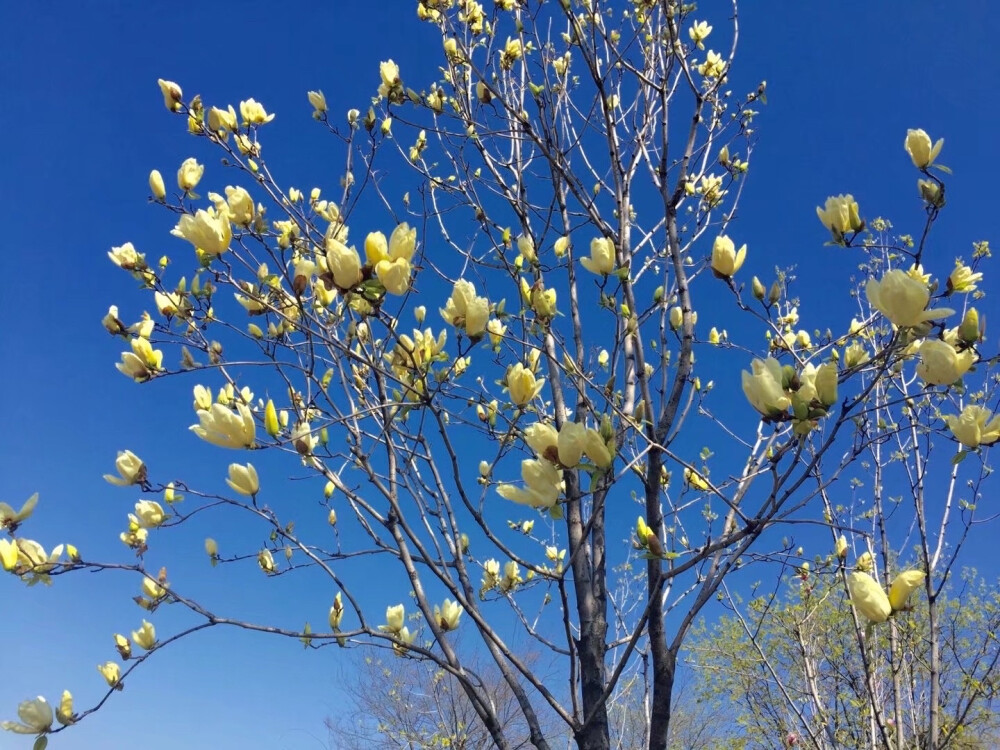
<box><xmin>120</xmin><ymin>520</ymin><xmax>148</xmax><ymax>549</ymax></box>
<box><xmin>149</xmin><ymin>169</ymin><xmax>166</xmax><ymax>201</ymax></box>
<box><xmin>556</xmin><ymin>422</ymin><xmax>587</xmax><ymax>468</ymax></box>
<box><xmin>171</xmin><ymin>207</ymin><xmax>232</xmax><ymax>256</ymax></box>
<box><xmin>113</xmin><ymin>633</ymin><xmax>132</xmax><ymax>660</ymax></box>
<box><xmin>943</xmin><ymin>405</ymin><xmax>1000</xmax><ymax>449</ymax></box>
<box><xmin>226</xmin><ymin>463</ymin><xmax>259</xmax><ymax>496</ymax></box>
<box><xmin>98</xmin><ymin>661</ymin><xmax>121</xmax><ymax>688</ymax></box>
<box><xmin>688</xmin><ymin>20</ymin><xmax>712</xmax><ymax>49</ymax></box>
<box><xmin>157</xmin><ymin>79</ymin><xmax>183</xmax><ymax>112</ymax></box>
<box><xmin>741</xmin><ymin>357</ymin><xmax>791</xmax><ymax>417</ymax></box>
<box><xmin>131</xmin><ymin>314</ymin><xmax>155</xmax><ymax>339</ymax></box>
<box><xmin>888</xmin><ymin>569</ymin><xmax>925</xmax><ymax>611</ymax></box>
<box><xmin>131</xmin><ymin>620</ymin><xmax>157</xmax><ymax>651</ymax></box>
<box><xmin>847</xmin><ymin>571</ymin><xmax>891</xmax><ymax>623</ymax></box>
<box><xmin>496</xmin><ymin>458</ymin><xmax>563</xmax><ymax>509</ymax></box>
<box><xmin>381</xmin><ymin>604</ymin><xmax>405</xmax><ymax>634</ymax></box>
<box><xmin>796</xmin><ymin>362</ymin><xmax>838</xmax><ymax>408</ymax></box>
<box><xmin>507</xmin><ymin>363</ymin><xmax>545</xmax><ymax>406</ymax></box>
<box><xmin>636</xmin><ymin>516</ymin><xmax>652</xmax><ymax>544</ymax></box>
<box><xmin>108</xmin><ymin>242</ymin><xmax>145</xmax><ymax>272</ymax></box>
<box><xmin>14</xmin><ymin>539</ymin><xmax>58</xmax><ymax>573</ymax></box>
<box><xmin>134</xmin><ymin>500</ymin><xmax>166</xmax><ymax>529</ymax></box>
<box><xmin>835</xmin><ymin>535</ymin><xmax>848</xmax><ymax>559</ymax></box>
<box><xmin>102</xmin><ymin>305</ymin><xmax>127</xmax><ymax>337</ymax></box>
<box><xmin>844</xmin><ymin>341</ymin><xmax>870</xmax><ymax>368</ymax></box>
<box><xmin>116</xmin><ymin>337</ymin><xmax>164</xmax><ymax>382</ymax></box>
<box><xmin>636</xmin><ymin>515</ymin><xmax>663</xmax><ymax>555</ymax></box>
<box><xmin>190</xmin><ymin>402</ymin><xmax>256</xmax><ymax>449</ymax></box>
<box><xmin>258</xmin><ymin>549</ymin><xmax>276</xmax><ymax>574</ymax></box>
<box><xmin>56</xmin><ymin>690</ymin><xmax>74</xmax><ymax>726</ymax></box>
<box><xmin>947</xmin><ymin>262</ymin><xmax>982</xmax><ymax>294</ymax></box>
<box><xmin>307</xmin><ymin>90</ymin><xmax>327</xmax><ymax>114</ymax></box>
<box><xmin>378</xmin><ymin>60</ymin><xmax>402</xmax><ymax>101</ymax></box>
<box><xmin>500</xmin><ymin>37</ymin><xmax>524</xmax><ymax>69</ymax></box>
<box><xmin>2</xmin><ymin>696</ymin><xmax>54</xmax><ymax>735</ymax></box>
<box><xmin>0</xmin><ymin>492</ymin><xmax>38</xmax><ymax>533</ymax></box>
<box><xmin>514</xmin><ymin>234</ymin><xmax>536</xmax><ymax>264</ymax></box>
<box><xmin>710</xmin><ymin>235</ymin><xmax>747</xmax><ymax>278</ymax></box>
<box><xmin>0</xmin><ymin>539</ymin><xmax>18</xmax><ymax>571</ymax></box>
<box><xmin>365</xmin><ymin>223</ymin><xmax>416</xmax><ymax>295</ymax></box>
<box><xmin>204</xmin><ymin>538</ymin><xmax>219</xmax><ymax>562</ymax></box>
<box><xmin>904</xmin><ymin>128</ymin><xmax>944</xmax><ymax>169</ymax></box>
<box><xmin>486</xmin><ymin>318</ymin><xmax>506</xmax><ymax>348</ymax></box>
<box><xmin>684</xmin><ymin>467</ymin><xmax>710</xmax><ymax>492</ymax></box>
<box><xmin>816</xmin><ymin>194</ymin><xmax>864</xmax><ymax>242</ymax></box>
<box><xmin>697</xmin><ymin>50</ymin><xmax>725</xmax><ymax>78</ymax></box>
<box><xmin>177</xmin><ymin>158</ymin><xmax>204</xmax><ymax>192</ymax></box>
<box><xmin>917</xmin><ymin>178</ymin><xmax>944</xmax><ymax>207</ymax></box>
<box><xmin>224</xmin><ymin>185</ymin><xmax>254</xmax><ymax>226</ymax></box>
<box><xmin>916</xmin><ymin>339</ymin><xmax>975</xmax><ymax>386</ymax></box>
<box><xmin>957</xmin><ymin>308</ymin><xmax>981</xmax><ymax>344</ymax></box>
<box><xmin>440</xmin><ymin>279</ymin><xmax>490</xmax><ymax>337</ymax></box>
<box><xmin>239</xmin><ymin>98</ymin><xmax>275</xmax><ymax>125</ymax></box>
<box><xmin>325</xmin><ymin>237</ymin><xmax>362</xmax><ymax>290</ymax></box>
<box><xmin>481</xmin><ymin>559</ymin><xmax>501</xmax><ymax>593</ymax></box>
<box><xmin>499</xmin><ymin>561</ymin><xmax>523</xmax><ymax>593</ymax></box>
<box><xmin>104</xmin><ymin>451</ymin><xmax>146</xmax><ymax>487</ymax></box>
<box><xmin>669</xmin><ymin>306</ymin><xmax>683</xmax><ymax>330</ymax></box>
<box><xmin>142</xmin><ymin>575</ymin><xmax>166</xmax><ymax>600</ymax></box>
<box><xmin>524</xmin><ymin>422</ymin><xmax>558</xmax><ymax>458</ymax></box>
<box><xmin>582</xmin><ymin>429</ymin><xmax>614</xmax><ymax>468</ymax></box>
<box><xmin>263</xmin><ymin>399</ymin><xmax>280</xmax><ymax>438</ymax></box>
<box><xmin>434</xmin><ymin>598</ymin><xmax>463</xmax><ymax>631</ymax></box>
<box><xmin>323</xmin><ymin>592</ymin><xmax>345</xmax><ymax>632</ymax></box>
<box><xmin>204</xmin><ymin>106</ymin><xmax>235</xmax><ymax>136</ymax></box>
<box><xmin>866</xmin><ymin>269</ymin><xmax>954</xmax><ymax>328</ymax></box>
<box><xmin>153</xmin><ymin>291</ymin><xmax>189</xmax><ymax>319</ymax></box>
<box><xmin>580</xmin><ymin>237</ymin><xmax>615</xmax><ymax>276</ymax></box>
<box><xmin>529</xmin><ymin>283</ymin><xmax>558</xmax><ymax>319</ymax></box>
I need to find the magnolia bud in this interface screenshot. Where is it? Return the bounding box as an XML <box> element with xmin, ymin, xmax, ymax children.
<box><xmin>669</xmin><ymin>306</ymin><xmax>683</xmax><ymax>330</ymax></box>
<box><xmin>752</xmin><ymin>276</ymin><xmax>766</xmax><ymax>301</ymax></box>
<box><xmin>768</xmin><ymin>281</ymin><xmax>781</xmax><ymax>305</ymax></box>
<box><xmin>149</xmin><ymin>169</ymin><xmax>166</xmax><ymax>201</ymax></box>
<box><xmin>918</xmin><ymin>178</ymin><xmax>944</xmax><ymax>208</ymax></box>
<box><xmin>959</xmin><ymin>307</ymin><xmax>981</xmax><ymax>344</ymax></box>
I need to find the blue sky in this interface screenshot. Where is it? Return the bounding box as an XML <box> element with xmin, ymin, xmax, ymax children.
<box><xmin>1</xmin><ymin>1</ymin><xmax>997</xmax><ymax>748</ymax></box>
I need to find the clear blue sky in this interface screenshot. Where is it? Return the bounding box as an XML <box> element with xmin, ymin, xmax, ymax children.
<box><xmin>0</xmin><ymin>2</ymin><xmax>997</xmax><ymax>748</ymax></box>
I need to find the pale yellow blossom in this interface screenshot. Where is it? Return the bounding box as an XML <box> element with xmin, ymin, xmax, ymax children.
<box><xmin>866</xmin><ymin>270</ymin><xmax>954</xmax><ymax>328</ymax></box>
<box><xmin>904</xmin><ymin>128</ymin><xmax>944</xmax><ymax>169</ymax></box>
<box><xmin>943</xmin><ymin>405</ymin><xmax>1000</xmax><ymax>449</ymax></box>
<box><xmin>847</xmin><ymin>571</ymin><xmax>891</xmax><ymax>623</ymax></box>
<box><xmin>104</xmin><ymin>451</ymin><xmax>146</xmax><ymax>486</ymax></box>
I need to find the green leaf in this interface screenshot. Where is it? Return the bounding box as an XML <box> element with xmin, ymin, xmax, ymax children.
<box><xmin>952</xmin><ymin>450</ymin><xmax>968</xmax><ymax>465</ymax></box>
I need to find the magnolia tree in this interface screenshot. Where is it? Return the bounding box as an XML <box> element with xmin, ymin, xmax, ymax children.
<box><xmin>1</xmin><ymin>1</ymin><xmax>996</xmax><ymax>748</ymax></box>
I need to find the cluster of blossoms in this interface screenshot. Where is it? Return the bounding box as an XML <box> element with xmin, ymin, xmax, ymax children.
<box><xmin>480</xmin><ymin>558</ymin><xmax>526</xmax><ymax>597</ymax></box>
<box><xmin>846</xmin><ymin>552</ymin><xmax>925</xmax><ymax>624</ymax></box>
<box><xmin>741</xmin><ymin>357</ymin><xmax>838</xmax><ymax>435</ymax></box>
<box><xmin>740</xmin><ymin>131</ymin><xmax>996</xmax><ymax>449</ymax></box>
<box><xmin>495</xmin><ymin>420</ymin><xmax>614</xmax><ymax>513</ymax></box>
<box><xmin>1</xmin><ymin>494</ymin><xmax>81</xmax><ymax>738</ymax></box>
